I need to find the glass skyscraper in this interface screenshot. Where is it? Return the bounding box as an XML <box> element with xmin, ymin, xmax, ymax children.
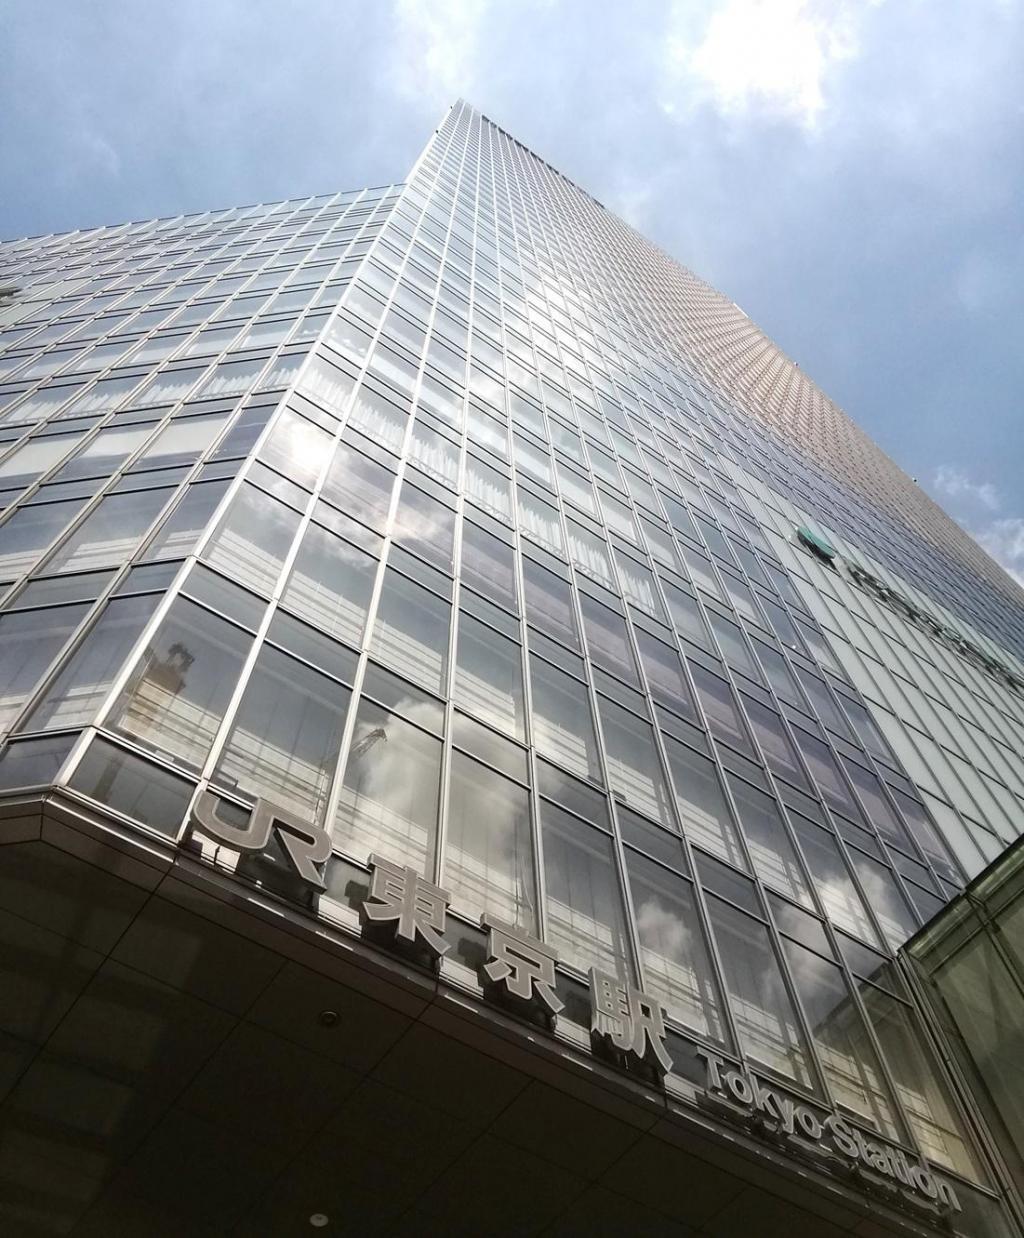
<box><xmin>0</xmin><ymin>101</ymin><xmax>1022</xmax><ymax>1236</ymax></box>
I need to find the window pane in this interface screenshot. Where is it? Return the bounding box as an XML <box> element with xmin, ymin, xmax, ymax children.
<box><xmin>196</xmin><ymin>357</ymin><xmax>263</xmax><ymax>399</ymax></box>
<box><xmin>517</xmin><ymin>490</ymin><xmax>562</xmax><ymax>552</ymax></box>
<box><xmin>728</xmin><ymin>773</ymin><xmax>811</xmax><ymax>906</ymax></box>
<box><xmin>282</xmin><ymin>521</ymin><xmax>376</xmax><ymax>646</ymax></box>
<box><xmin>21</xmin><ymin>593</ymin><xmax>158</xmax><ymax>731</ymax></box>
<box><xmin>635</xmin><ymin>628</ymin><xmax>695</xmax><ymax>719</ymax></box>
<box><xmin>0</xmin><ymin>604</ymin><xmax>89</xmax><ymax>728</ymax></box>
<box><xmin>795</xmin><ymin>820</ymin><xmax>881</xmax><ymax>946</ymax></box>
<box><xmin>529</xmin><ymin>654</ymin><xmax>602</xmax><ymax>783</ymax></box>
<box><xmin>663</xmin><ymin>581</ymin><xmax>711</xmax><ymax>650</ymax></box>
<box><xmin>616</xmin><ymin>552</ymin><xmax>666</xmax><ymax>620</ymax></box>
<box><xmin>523</xmin><ymin>558</ymin><xmax>578</xmax><ymax>647</ymax></box>
<box><xmin>69</xmin><ymin>738</ymin><xmax>194</xmax><ymax>836</ymax></box>
<box><xmin>541</xmin><ymin>801</ymin><xmax>629</xmax><ymax>980</ymax></box>
<box><xmin>849</xmin><ymin>851</ymin><xmax>919</xmax><ymax>950</ymax></box>
<box><xmin>322</xmin><ymin>445</ymin><xmax>396</xmax><ymax>530</ymax></box>
<box><xmin>333</xmin><ymin>698</ymin><xmax>441</xmax><ymax>875</ymax></box>
<box><xmin>445</xmin><ymin>751</ymin><xmax>536</xmax><ymax>930</ymax></box>
<box><xmin>708</xmin><ymin>613</ymin><xmax>759</xmax><ymax>680</ymax></box>
<box><xmin>0</xmin><ymin>434</ymin><xmax>82</xmax><ymax>490</ymax></box>
<box><xmin>258</xmin><ymin>410</ymin><xmax>332</xmax><ymax>489</ymax></box>
<box><xmin>138</xmin><ymin>413</ymin><xmax>228</xmax><ymax>469</ymax></box>
<box><xmin>45</xmin><ymin>488</ymin><xmax>172</xmax><ymax>574</ymax></box>
<box><xmin>409</xmin><ymin>419</ymin><xmax>459</xmax><ymax>484</ymax></box>
<box><xmin>743</xmin><ymin>697</ymin><xmax>809</xmax><ymax>789</ymax></box>
<box><xmin>707</xmin><ymin>895</ymin><xmax>814</xmax><ymax>1088</ymax></box>
<box><xmin>460</xmin><ymin>521</ymin><xmax>515</xmax><ymax>606</ymax></box>
<box><xmin>465</xmin><ymin>455</ymin><xmax>510</xmax><ymax>519</ymax></box>
<box><xmin>664</xmin><ymin>737</ymin><xmax>745</xmax><ymax>868</ymax></box>
<box><xmin>454</xmin><ymin>612</ymin><xmax>524</xmax><ymax>740</ymax></box>
<box><xmin>795</xmin><ymin>729</ymin><xmax>862</xmax><ymax>821</ymax></box>
<box><xmin>392</xmin><ymin>483</ymin><xmax>455</xmax><ymax>571</ymax></box>
<box><xmin>107</xmin><ymin>597</ymin><xmax>252</xmax><ymax>770</ymax></box>
<box><xmin>213</xmin><ymin>644</ymin><xmax>350</xmax><ymax>822</ymax></box>
<box><xmin>299</xmin><ymin>355</ymin><xmax>356</xmax><ymax>416</ymax></box>
<box><xmin>597</xmin><ymin>696</ymin><xmax>674</xmax><ymax>828</ymax></box>
<box><xmin>368</xmin><ymin>568</ymin><xmax>450</xmax><ymax>694</ymax></box>
<box><xmin>754</xmin><ymin>641</ymin><xmax>802</xmax><ymax>705</ymax></box>
<box><xmin>782</xmin><ymin>939</ymin><xmax>900</xmax><ymax>1139</ymax></box>
<box><xmin>348</xmin><ymin>384</ymin><xmax>406</xmax><ymax>451</ymax></box>
<box><xmin>142</xmin><ymin>479</ymin><xmax>228</xmax><ymax>561</ymax></box>
<box><xmin>692</xmin><ymin>666</ymin><xmax>752</xmax><ymax>755</ymax></box>
<box><xmin>0</xmin><ymin>499</ymin><xmax>86</xmax><ymax>579</ymax></box>
<box><xmin>203</xmin><ymin>483</ymin><xmax>300</xmax><ymax>595</ymax></box>
<box><xmin>0</xmin><ymin>733</ymin><xmax>76</xmax><ymax>790</ymax></box>
<box><xmin>567</xmin><ymin>521</ymin><xmax>613</xmax><ymax>584</ymax></box>
<box><xmin>556</xmin><ymin>461</ymin><xmax>596</xmax><ymax>514</ymax></box>
<box><xmin>55</xmin><ymin>424</ymin><xmax>151</xmax><ymax>480</ymax></box>
<box><xmin>841</xmin><ymin>757</ymin><xmax>909</xmax><ymax>848</ymax></box>
<box><xmin>625</xmin><ymin>849</ymin><xmax>727</xmax><ymax>1043</ymax></box>
<box><xmin>580</xmin><ymin>595</ymin><xmax>639</xmax><ymax>684</ymax></box>
<box><xmin>797</xmin><ymin>668</ymin><xmax>854</xmax><ymax>739</ymax></box>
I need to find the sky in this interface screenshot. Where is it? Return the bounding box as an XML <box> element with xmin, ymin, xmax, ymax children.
<box><xmin>2</xmin><ymin>0</ymin><xmax>1022</xmax><ymax>579</ymax></box>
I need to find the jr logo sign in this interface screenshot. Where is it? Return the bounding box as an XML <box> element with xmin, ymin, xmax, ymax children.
<box><xmin>190</xmin><ymin>788</ymin><xmax>331</xmax><ymax>888</ymax></box>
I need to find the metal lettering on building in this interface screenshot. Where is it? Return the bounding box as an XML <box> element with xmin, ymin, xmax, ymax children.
<box><xmin>589</xmin><ymin>967</ymin><xmax>672</xmax><ymax>1080</ymax></box>
<box><xmin>698</xmin><ymin>1050</ymin><xmax>961</xmax><ymax>1216</ymax></box>
<box><xmin>361</xmin><ymin>854</ymin><xmax>451</xmax><ymax>967</ymax></box>
<box><xmin>845</xmin><ymin>560</ymin><xmax>1024</xmax><ymax>699</ymax></box>
<box><xmin>480</xmin><ymin>915</ymin><xmax>563</xmax><ymax>1027</ymax></box>
<box><xmin>190</xmin><ymin>788</ymin><xmax>331</xmax><ymax>888</ymax></box>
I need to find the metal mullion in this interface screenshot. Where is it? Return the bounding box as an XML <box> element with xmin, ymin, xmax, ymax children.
<box><xmin>81</xmin><ymin>389</ymin><xmax>320</xmax><ymax>741</ymax></box>
<box><xmin>512</xmin><ymin>146</ymin><xmax>835</xmax><ymax>1083</ymax></box>
<box><xmin>189</xmin><ymin>458</ymin><xmax>343</xmax><ymax>796</ymax></box>
<box><xmin>505</xmin><ymin>136</ymin><xmax>709</xmax><ymax>998</ymax></box>
<box><xmin>614</xmin><ymin>602</ymin><xmax>747</xmax><ymax>1056</ymax></box>
<box><xmin>55</xmin><ymin>554</ymin><xmax>196</xmax><ymax>786</ymax></box>
<box><xmin>318</xmin><ymin>116</ymin><xmax>467</xmax><ymax>871</ymax></box>
<box><xmin>559</xmin><ymin>570</ymin><xmax>643</xmax><ymax>986</ymax></box>
<box><xmin>660</xmin><ymin>622</ymin><xmax>834</xmax><ymax>1099</ymax></box>
<box><xmin>423</xmin><ymin>113</ymin><xmax>476</xmax><ymax>894</ymax></box>
<box><xmin>0</xmin><ymin>464</ymin><xmax>214</xmax><ymax>742</ymax></box>
<box><xmin>0</xmin><ymin>485</ymin><xmax>116</xmax><ymax>604</ymax></box>
<box><xmin>493</xmin><ymin>129</ymin><xmax>645</xmax><ymax>981</ymax></box>
<box><xmin>0</xmin><ymin>592</ymin><xmax>114</xmax><ymax>740</ymax></box>
<box><xmin>816</xmin><ymin>914</ymin><xmax>919</xmax><ymax>1150</ymax></box>
<box><xmin>0</xmin><ymin>403</ymin><xmax>135</xmax><ymax>534</ymax></box>
<box><xmin>480</xmin><ymin>115</ymin><xmax>552</xmax><ymax>945</ymax></box>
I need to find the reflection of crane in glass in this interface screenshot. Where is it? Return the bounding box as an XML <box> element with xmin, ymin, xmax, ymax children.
<box><xmin>144</xmin><ymin>642</ymin><xmax>194</xmax><ymax>695</ymax></box>
<box><xmin>347</xmin><ymin>725</ymin><xmax>390</xmax><ymax>847</ymax></box>
<box><xmin>348</xmin><ymin>725</ymin><xmax>388</xmax><ymax>804</ymax></box>
<box><xmin>350</xmin><ymin>726</ymin><xmax>387</xmax><ymax>761</ymax></box>
<box><xmin>94</xmin><ymin>640</ymin><xmax>196</xmax><ymax>805</ymax></box>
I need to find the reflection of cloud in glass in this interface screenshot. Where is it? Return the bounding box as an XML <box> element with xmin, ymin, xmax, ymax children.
<box><xmin>445</xmin><ymin>750</ymin><xmax>534</xmax><ymax>927</ymax></box>
<box><xmin>636</xmin><ymin>895</ymin><xmax>690</xmax><ymax>957</ymax></box>
<box><xmin>335</xmin><ymin>697</ymin><xmax>441</xmax><ymax>874</ymax></box>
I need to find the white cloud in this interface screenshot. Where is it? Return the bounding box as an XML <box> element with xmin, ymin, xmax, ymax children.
<box><xmin>390</xmin><ymin>0</ymin><xmax>489</xmax><ymax>110</ymax></box>
<box><xmin>931</xmin><ymin>466</ymin><xmax>1024</xmax><ymax>586</ymax></box>
<box><xmin>663</xmin><ymin>0</ymin><xmax>877</xmax><ymax>128</ymax></box>
<box><xmin>974</xmin><ymin>518</ymin><xmax>1024</xmax><ymax>587</ymax></box>
<box><xmin>933</xmin><ymin>464</ymin><xmax>1000</xmax><ymax>511</ymax></box>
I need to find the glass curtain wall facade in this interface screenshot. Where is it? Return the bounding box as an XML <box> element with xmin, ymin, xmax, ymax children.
<box><xmin>908</xmin><ymin>833</ymin><xmax>1024</xmax><ymax>1195</ymax></box>
<box><xmin>1</xmin><ymin>101</ymin><xmax>1023</xmax><ymax>1233</ymax></box>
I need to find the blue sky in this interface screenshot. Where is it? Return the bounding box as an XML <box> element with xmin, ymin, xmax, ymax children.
<box><xmin>2</xmin><ymin>0</ymin><xmax>1022</xmax><ymax>579</ymax></box>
